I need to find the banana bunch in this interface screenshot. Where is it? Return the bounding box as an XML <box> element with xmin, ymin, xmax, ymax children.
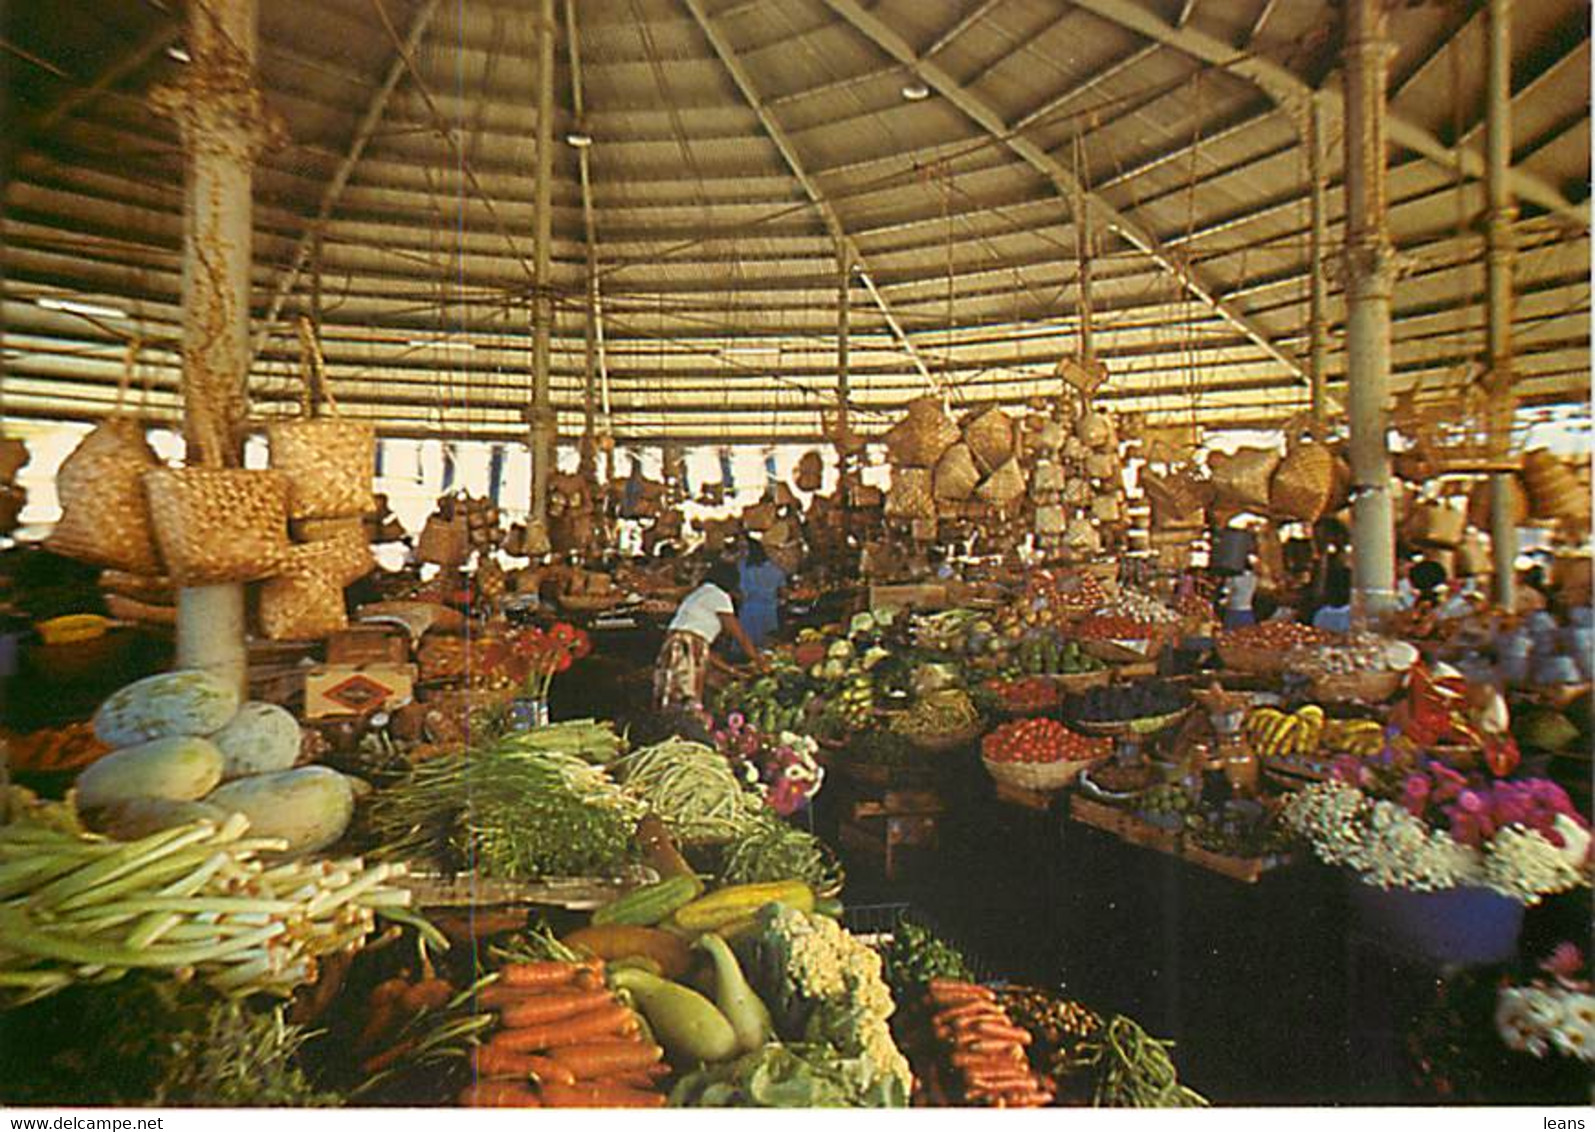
<box><xmin>1321</xmin><ymin>717</ymin><xmax>1385</xmax><ymax>758</ymax></box>
<box><xmin>1244</xmin><ymin>704</ymin><xmax>1326</xmax><ymax>760</ymax></box>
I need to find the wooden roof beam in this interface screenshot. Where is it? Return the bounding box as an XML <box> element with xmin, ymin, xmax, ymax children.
<box><xmin>1063</xmin><ymin>0</ymin><xmax>1588</xmax><ymax>227</ymax></box>
<box><xmin>249</xmin><ymin>0</ymin><xmax>443</xmax><ymax>362</ymax></box>
<box><xmin>680</xmin><ymin>0</ymin><xmax>940</xmax><ymax>393</ymax></box>
<box><xmin>822</xmin><ymin>0</ymin><xmax>1311</xmax><ymax>387</ymax></box>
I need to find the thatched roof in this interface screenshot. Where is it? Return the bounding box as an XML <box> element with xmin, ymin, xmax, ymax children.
<box><xmin>2</xmin><ymin>0</ymin><xmax>1588</xmax><ymax>444</ymax></box>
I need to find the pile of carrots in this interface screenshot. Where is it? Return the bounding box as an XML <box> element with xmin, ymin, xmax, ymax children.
<box><xmin>899</xmin><ymin>978</ymin><xmax>1054</xmax><ymax>1108</ymax></box>
<box><xmin>354</xmin><ymin>970</ymin><xmax>457</xmax><ymax>1074</ymax></box>
<box><xmin>460</xmin><ymin>958</ymin><xmax>670</xmax><ymax>1108</ymax></box>
<box><xmin>2</xmin><ymin>722</ymin><xmax>110</xmax><ymax>773</ymax></box>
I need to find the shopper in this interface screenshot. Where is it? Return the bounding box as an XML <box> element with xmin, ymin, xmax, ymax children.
<box><xmin>1220</xmin><ymin>556</ymin><xmax>1259</xmax><ymax>630</ymax></box>
<box><xmin>1312</xmin><ymin>563</ymin><xmax>1354</xmax><ymax>634</ymax></box>
<box><xmin>737</xmin><ymin>537</ymin><xmax>785</xmax><ymax>651</ymax></box>
<box><xmin>653</xmin><ymin>560</ymin><xmax>766</xmax><ymax>714</ymax></box>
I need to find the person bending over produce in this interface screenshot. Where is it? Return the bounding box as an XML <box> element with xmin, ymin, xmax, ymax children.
<box><xmin>653</xmin><ymin>561</ymin><xmax>768</xmax><ymax>714</ymax></box>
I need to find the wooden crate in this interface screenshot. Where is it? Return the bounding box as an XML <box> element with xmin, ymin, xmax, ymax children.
<box><xmin>1181</xmin><ymin>843</ymin><xmax>1294</xmax><ymax>884</ymax></box>
<box><xmin>1069</xmin><ymin>794</ymin><xmax>1181</xmax><ymax>855</ymax></box>
<box><xmin>838</xmin><ymin>811</ymin><xmax>941</xmax><ymax>881</ymax></box>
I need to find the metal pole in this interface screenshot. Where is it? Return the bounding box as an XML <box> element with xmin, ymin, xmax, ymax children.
<box><xmin>1073</xmin><ymin>133</ymin><xmax>1094</xmax><ymax>366</ymax></box>
<box><xmin>157</xmin><ymin>0</ymin><xmax>265</xmax><ymax>697</ymax></box>
<box><xmin>1308</xmin><ymin>94</ymin><xmax>1329</xmax><ymax>431</ymax></box>
<box><xmin>1485</xmin><ymin>0</ymin><xmax>1519</xmax><ymax>609</ymax></box>
<box><xmin>528</xmin><ymin>0</ymin><xmax>556</xmax><ymax>526</ymax></box>
<box><xmin>1341</xmin><ymin>0</ymin><xmax>1397</xmax><ymax>615</ymax></box>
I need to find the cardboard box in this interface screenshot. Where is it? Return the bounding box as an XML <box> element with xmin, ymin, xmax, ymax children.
<box><xmin>304</xmin><ymin>663</ymin><xmax>417</xmax><ymax>719</ymax></box>
<box><xmin>326</xmin><ymin>627</ymin><xmax>409</xmax><ymax>666</ymax></box>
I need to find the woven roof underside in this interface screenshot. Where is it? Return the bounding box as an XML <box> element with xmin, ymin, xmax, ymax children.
<box><xmin>1</xmin><ymin>0</ymin><xmax>1588</xmax><ymax>443</ymax></box>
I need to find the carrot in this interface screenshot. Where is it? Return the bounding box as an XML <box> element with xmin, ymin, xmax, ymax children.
<box><xmin>539</xmin><ymin>1080</ymin><xmax>667</xmax><ymax>1108</ymax></box>
<box><xmin>478</xmin><ymin>983</ymin><xmax>557</xmax><ymax>1009</ymax></box>
<box><xmin>360</xmin><ymin>1036</ymin><xmax>419</xmax><ymax>1075</ymax></box>
<box><xmin>457</xmin><ymin>1081</ymin><xmax>542</xmax><ymax>1107</ymax></box>
<box><xmin>355</xmin><ymin>976</ymin><xmax>412</xmax><ymax>1050</ymax></box>
<box><xmin>498</xmin><ymin>987</ymin><xmax>616</xmax><ymax>1029</ymax></box>
<box><xmin>473</xmin><ymin>1044</ymin><xmax>544</xmax><ymax>1079</ymax></box>
<box><xmin>951</xmin><ymin>1049</ymin><xmax>1026</xmax><ymax>1070</ymax></box>
<box><xmin>964</xmin><ymin>1037</ymin><xmax>1025</xmax><ymax>1056</ymax></box>
<box><xmin>928</xmin><ymin>980</ymin><xmax>994</xmax><ymax>1003</ymax></box>
<box><xmin>548</xmin><ymin>1040</ymin><xmax>664</xmax><ymax>1080</ymax></box>
<box><xmin>573</xmin><ymin>968</ymin><xmax>607</xmax><ymax>991</ymax></box>
<box><xmin>933</xmin><ymin>1000</ymin><xmax>1004</xmax><ymax>1026</ymax></box>
<box><xmin>971</xmin><ymin>1020</ymin><xmax>1032</xmax><ymax>1045</ymax></box>
<box><xmin>401</xmin><ymin>977</ymin><xmax>454</xmax><ymax>1013</ymax></box>
<box><xmin>525</xmin><ymin>1054</ymin><xmax>578</xmax><ymax>1087</ymax></box>
<box><xmin>588</xmin><ymin>1062</ymin><xmax>670</xmax><ymax>1086</ymax></box>
<box><xmin>498</xmin><ymin>960</ymin><xmax>584</xmax><ymax>988</ymax></box>
<box><xmin>490</xmin><ymin>1004</ymin><xmax>637</xmax><ymax>1052</ymax></box>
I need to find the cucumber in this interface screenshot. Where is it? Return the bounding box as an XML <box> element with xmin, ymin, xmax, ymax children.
<box><xmin>592</xmin><ymin>874</ymin><xmax>704</xmax><ymax>927</ymax></box>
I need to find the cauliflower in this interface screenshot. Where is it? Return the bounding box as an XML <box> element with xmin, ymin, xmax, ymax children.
<box><xmin>752</xmin><ymin>906</ymin><xmax>913</xmax><ymax>1094</ymax></box>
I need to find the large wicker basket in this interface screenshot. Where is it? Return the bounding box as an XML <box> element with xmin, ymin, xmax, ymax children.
<box><xmin>1217</xmin><ymin>640</ymin><xmax>1291</xmax><ymax>675</ymax></box>
<box><xmin>1309</xmin><ymin>669</ymin><xmax>1405</xmax><ymax>703</ymax></box>
<box><xmin>982</xmin><ymin>754</ymin><xmax>1104</xmax><ymax>793</ymax></box>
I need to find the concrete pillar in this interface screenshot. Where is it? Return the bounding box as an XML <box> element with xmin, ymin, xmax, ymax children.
<box><xmin>1485</xmin><ymin>0</ymin><xmax>1519</xmax><ymax>609</ymax></box>
<box><xmin>1341</xmin><ymin>0</ymin><xmax>1398</xmax><ymax>615</ymax></box>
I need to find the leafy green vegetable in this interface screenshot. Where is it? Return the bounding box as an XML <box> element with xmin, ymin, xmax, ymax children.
<box><xmin>368</xmin><ymin>733</ymin><xmax>643</xmax><ymax>879</ymax></box>
<box><xmin>877</xmin><ymin>915</ymin><xmax>975</xmax><ymax>998</ymax></box>
<box><xmin>0</xmin><ymin>976</ymin><xmax>338</xmax><ymax>1106</ymax></box>
<box><xmin>669</xmin><ymin>1042</ymin><xmax>907</xmax><ymax>1108</ymax></box>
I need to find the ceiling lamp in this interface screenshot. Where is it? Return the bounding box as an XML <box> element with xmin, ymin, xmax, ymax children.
<box><xmin>901</xmin><ymin>80</ymin><xmax>931</xmax><ymax>102</ymax></box>
<box><xmin>36</xmin><ymin>296</ymin><xmax>128</xmax><ymax>319</ymax></box>
<box><xmin>565</xmin><ymin>131</ymin><xmax>593</xmax><ymax>148</ymax></box>
<box><xmin>166</xmin><ymin>44</ymin><xmax>191</xmax><ymax>63</ymax></box>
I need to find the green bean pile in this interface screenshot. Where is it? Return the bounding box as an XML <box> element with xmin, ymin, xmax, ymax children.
<box><xmin>610</xmin><ymin>738</ymin><xmax>766</xmax><ymax>845</ymax></box>
<box><xmin>1081</xmin><ymin>1015</ymin><xmax>1208</xmax><ymax>1108</ymax></box>
<box><xmin>720</xmin><ymin>813</ymin><xmax>845</xmax><ymax>897</ymax></box>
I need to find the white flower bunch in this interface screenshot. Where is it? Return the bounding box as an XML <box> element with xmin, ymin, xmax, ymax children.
<box><xmin>1496</xmin><ymin>987</ymin><xmax>1595</xmax><ymax>1063</ymax></box>
<box><xmin>1283</xmin><ymin>782</ymin><xmax>1481</xmax><ymax>891</ymax></box>
<box><xmin>1284</xmin><ymin>782</ymin><xmax>1593</xmax><ymax>903</ymax></box>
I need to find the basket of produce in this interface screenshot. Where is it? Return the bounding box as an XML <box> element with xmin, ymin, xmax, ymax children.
<box><xmin>1216</xmin><ymin>621</ymin><xmax>1335</xmax><ymax>674</ymax></box>
<box><xmin>981</xmin><ymin>717</ymin><xmax>1111</xmax><ymax>792</ymax></box>
<box><xmin>1309</xmin><ymin>669</ymin><xmax>1405</xmax><ymax>703</ymax></box>
<box><xmin>1288</xmin><ymin>633</ymin><xmax>1417</xmax><ymax>703</ymax></box>
<box><xmin>1064</xmin><ymin>681</ymin><xmax>1193</xmax><ymax>738</ymax></box>
<box><xmin>1077</xmin><ymin>760</ymin><xmax>1161</xmax><ymax>804</ymax></box>
<box><xmin>886</xmin><ymin>688</ymin><xmax>984</xmax><ymax>754</ymax></box>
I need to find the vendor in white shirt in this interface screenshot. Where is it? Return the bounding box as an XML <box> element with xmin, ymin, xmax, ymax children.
<box><xmin>653</xmin><ymin>560</ymin><xmax>768</xmax><ymax>714</ymax></box>
<box><xmin>1221</xmin><ymin>557</ymin><xmax>1260</xmax><ymax>631</ymax></box>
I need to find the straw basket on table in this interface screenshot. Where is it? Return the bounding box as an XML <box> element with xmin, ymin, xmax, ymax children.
<box><xmin>1216</xmin><ymin>640</ymin><xmax>1291</xmax><ymax>675</ymax></box>
<box><xmin>1310</xmin><ymin>669</ymin><xmax>1405</xmax><ymax>704</ymax></box>
<box><xmin>982</xmin><ymin>754</ymin><xmax>1106</xmax><ymax>793</ymax></box>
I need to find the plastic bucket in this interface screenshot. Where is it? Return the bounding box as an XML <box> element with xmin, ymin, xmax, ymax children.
<box><xmin>1348</xmin><ymin>881</ymin><xmax>1524</xmax><ymax>967</ymax></box>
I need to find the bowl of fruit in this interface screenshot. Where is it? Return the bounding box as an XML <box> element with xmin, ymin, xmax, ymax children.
<box><xmin>1063</xmin><ymin>680</ymin><xmax>1194</xmax><ymax>738</ymax></box>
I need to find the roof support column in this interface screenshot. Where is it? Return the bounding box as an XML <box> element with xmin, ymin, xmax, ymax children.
<box><xmin>153</xmin><ymin>0</ymin><xmax>268</xmax><ymax>697</ymax></box>
<box><xmin>1485</xmin><ymin>0</ymin><xmax>1519</xmax><ymax>610</ymax></box>
<box><xmin>1307</xmin><ymin>95</ymin><xmax>1329</xmax><ymax>431</ymax></box>
<box><xmin>1072</xmin><ymin>134</ymin><xmax>1095</xmax><ymax>367</ymax></box>
<box><xmin>527</xmin><ymin>0</ymin><xmax>557</xmax><ymax>528</ymax></box>
<box><xmin>1342</xmin><ymin>0</ymin><xmax>1397</xmax><ymax>615</ymax></box>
